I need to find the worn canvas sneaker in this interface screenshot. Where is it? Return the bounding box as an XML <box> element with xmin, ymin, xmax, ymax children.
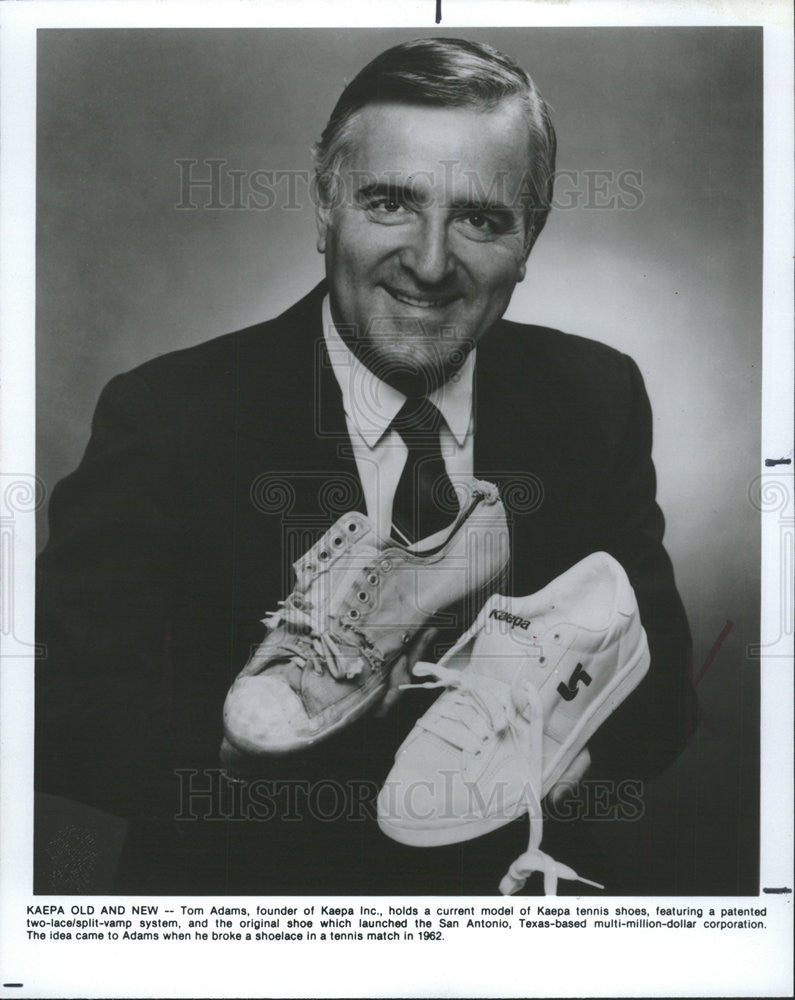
<box><xmin>221</xmin><ymin>479</ymin><xmax>509</xmax><ymax>760</ymax></box>
<box><xmin>377</xmin><ymin>551</ymin><xmax>650</xmax><ymax>894</ymax></box>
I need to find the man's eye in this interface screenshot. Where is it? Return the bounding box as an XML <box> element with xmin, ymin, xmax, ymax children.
<box><xmin>467</xmin><ymin>212</ymin><xmax>490</xmax><ymax>229</ymax></box>
<box><xmin>368</xmin><ymin>196</ymin><xmax>406</xmax><ymax>213</ymax></box>
<box><xmin>364</xmin><ymin>197</ymin><xmax>411</xmax><ymax>223</ymax></box>
<box><xmin>457</xmin><ymin>211</ymin><xmax>503</xmax><ymax>239</ymax></box>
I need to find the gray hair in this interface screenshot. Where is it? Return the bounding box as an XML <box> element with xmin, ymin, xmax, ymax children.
<box><xmin>313</xmin><ymin>37</ymin><xmax>557</xmax><ymax>247</ymax></box>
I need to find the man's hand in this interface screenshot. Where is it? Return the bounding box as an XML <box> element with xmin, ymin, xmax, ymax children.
<box><xmin>547</xmin><ymin>748</ymin><xmax>591</xmax><ymax>808</ymax></box>
<box><xmin>375</xmin><ymin>626</ymin><xmax>441</xmax><ymax>717</ymax></box>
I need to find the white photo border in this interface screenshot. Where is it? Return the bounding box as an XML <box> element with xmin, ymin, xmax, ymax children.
<box><xmin>1</xmin><ymin>2</ymin><xmax>792</xmax><ymax>998</ymax></box>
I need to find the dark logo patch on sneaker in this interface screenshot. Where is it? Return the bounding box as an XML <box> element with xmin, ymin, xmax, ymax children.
<box><xmin>557</xmin><ymin>663</ymin><xmax>593</xmax><ymax>701</ymax></box>
<box><xmin>489</xmin><ymin>608</ymin><xmax>531</xmax><ymax>631</ymax></box>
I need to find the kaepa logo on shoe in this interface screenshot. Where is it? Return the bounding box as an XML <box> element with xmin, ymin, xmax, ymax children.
<box><xmin>488</xmin><ymin>608</ymin><xmax>533</xmax><ymax>631</ymax></box>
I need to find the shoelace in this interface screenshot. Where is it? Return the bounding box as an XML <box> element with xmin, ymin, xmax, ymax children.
<box><xmin>406</xmin><ymin>661</ymin><xmax>604</xmax><ymax>896</ymax></box>
<box><xmin>262</xmin><ymin>598</ymin><xmax>363</xmax><ymax>681</ymax></box>
<box><xmin>408</xmin><ymin>662</ymin><xmax>517</xmax><ymax>751</ymax></box>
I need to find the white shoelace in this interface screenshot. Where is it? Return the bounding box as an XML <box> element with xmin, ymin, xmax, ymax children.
<box><xmin>408</xmin><ymin>661</ymin><xmax>604</xmax><ymax>896</ymax></box>
<box><xmin>262</xmin><ymin>598</ymin><xmax>363</xmax><ymax>681</ymax></box>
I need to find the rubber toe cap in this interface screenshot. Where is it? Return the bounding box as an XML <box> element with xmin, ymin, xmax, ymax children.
<box><xmin>223</xmin><ymin>673</ymin><xmax>313</xmax><ymax>755</ymax></box>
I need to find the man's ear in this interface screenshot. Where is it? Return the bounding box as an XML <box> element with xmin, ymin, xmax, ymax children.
<box><xmin>516</xmin><ymin>245</ymin><xmax>531</xmax><ymax>283</ymax></box>
<box><xmin>315</xmin><ymin>202</ymin><xmax>330</xmax><ymax>254</ymax></box>
<box><xmin>517</xmin><ymin>224</ymin><xmax>537</xmax><ymax>282</ymax></box>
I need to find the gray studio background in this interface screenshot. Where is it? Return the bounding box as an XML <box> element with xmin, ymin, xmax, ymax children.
<box><xmin>36</xmin><ymin>27</ymin><xmax>761</xmax><ymax>893</ymax></box>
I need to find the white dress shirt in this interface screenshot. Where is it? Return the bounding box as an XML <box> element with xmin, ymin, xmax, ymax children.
<box><xmin>322</xmin><ymin>296</ymin><xmax>475</xmax><ymax>546</ymax></box>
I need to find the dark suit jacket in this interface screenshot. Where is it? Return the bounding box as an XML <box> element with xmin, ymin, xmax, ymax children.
<box><xmin>36</xmin><ymin>282</ymin><xmax>696</xmax><ymax>893</ymax></box>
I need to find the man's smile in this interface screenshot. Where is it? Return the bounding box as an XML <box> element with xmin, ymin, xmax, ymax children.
<box><xmin>380</xmin><ymin>283</ymin><xmax>460</xmax><ymax>310</ymax></box>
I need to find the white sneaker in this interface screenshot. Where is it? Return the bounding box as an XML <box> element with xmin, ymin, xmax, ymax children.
<box><xmin>222</xmin><ymin>480</ymin><xmax>508</xmax><ymax>759</ymax></box>
<box><xmin>377</xmin><ymin>551</ymin><xmax>650</xmax><ymax>894</ymax></box>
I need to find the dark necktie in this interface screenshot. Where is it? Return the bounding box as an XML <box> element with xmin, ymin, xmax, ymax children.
<box><xmin>391</xmin><ymin>397</ymin><xmax>458</xmax><ymax>544</ymax></box>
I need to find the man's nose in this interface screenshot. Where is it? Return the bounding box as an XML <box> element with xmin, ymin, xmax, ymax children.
<box><xmin>399</xmin><ymin>216</ymin><xmax>455</xmax><ymax>285</ymax></box>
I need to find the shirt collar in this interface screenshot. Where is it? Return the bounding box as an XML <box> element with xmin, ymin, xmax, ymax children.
<box><xmin>322</xmin><ymin>295</ymin><xmax>474</xmax><ymax>448</ymax></box>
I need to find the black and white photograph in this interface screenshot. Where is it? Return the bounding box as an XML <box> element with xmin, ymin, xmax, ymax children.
<box><xmin>0</xmin><ymin>2</ymin><xmax>792</xmax><ymax>997</ymax></box>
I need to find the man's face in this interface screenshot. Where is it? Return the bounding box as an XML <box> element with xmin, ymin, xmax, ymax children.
<box><xmin>316</xmin><ymin>99</ymin><xmax>533</xmax><ymax>393</ymax></box>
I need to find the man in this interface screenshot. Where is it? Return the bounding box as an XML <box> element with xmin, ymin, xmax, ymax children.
<box><xmin>35</xmin><ymin>37</ymin><xmax>696</xmax><ymax>894</ymax></box>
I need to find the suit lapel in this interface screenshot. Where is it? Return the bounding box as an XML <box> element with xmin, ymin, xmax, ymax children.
<box><xmin>232</xmin><ymin>282</ymin><xmax>365</xmax><ymax>519</ymax></box>
<box><xmin>473</xmin><ymin>319</ymin><xmax>551</xmax><ymax>596</ymax></box>
<box><xmin>474</xmin><ymin>319</ymin><xmax>528</xmax><ymax>478</ymax></box>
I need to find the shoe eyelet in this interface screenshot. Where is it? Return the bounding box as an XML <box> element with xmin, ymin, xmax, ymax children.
<box><xmin>381</xmin><ymin>559</ymin><xmax>392</xmax><ymax>572</ymax></box>
<box><xmin>539</xmin><ymin>657</ymin><xmax>546</xmax><ymax>665</ymax></box>
<box><xmin>348</xmin><ymin>609</ymin><xmax>360</xmax><ymax>620</ymax></box>
<box><xmin>367</xmin><ymin>573</ymin><xmax>378</xmax><ymax>585</ymax></box>
<box><xmin>292</xmin><ymin>597</ymin><xmax>303</xmax><ymax>609</ymax></box>
<box><xmin>319</xmin><ymin>550</ymin><xmax>329</xmax><ymax>561</ymax></box>
<box><xmin>357</xmin><ymin>591</ymin><xmax>369</xmax><ymax>602</ymax></box>
<box><xmin>554</xmin><ymin>634</ymin><xmax>560</xmax><ymax>640</ymax></box>
<box><xmin>347</xmin><ymin>521</ymin><xmax>358</xmax><ymax>532</ymax></box>
<box><xmin>333</xmin><ymin>536</ymin><xmax>343</xmax><ymax>547</ymax></box>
